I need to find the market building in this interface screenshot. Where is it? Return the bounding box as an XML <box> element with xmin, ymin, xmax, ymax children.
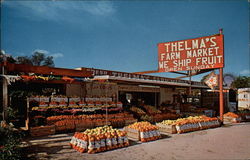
<box><xmin>1</xmin><ymin>62</ymin><xmax>230</xmax><ymax>128</ymax></box>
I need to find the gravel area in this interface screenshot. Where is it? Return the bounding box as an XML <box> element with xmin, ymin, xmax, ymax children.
<box><xmin>22</xmin><ymin>122</ymin><xmax>250</xmax><ymax>160</ymax></box>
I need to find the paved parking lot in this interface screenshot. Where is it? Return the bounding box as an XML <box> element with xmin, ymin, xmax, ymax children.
<box><xmin>22</xmin><ymin>122</ymin><xmax>250</xmax><ymax>160</ymax></box>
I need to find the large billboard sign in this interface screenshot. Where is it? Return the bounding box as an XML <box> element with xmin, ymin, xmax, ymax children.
<box><xmin>158</xmin><ymin>34</ymin><xmax>224</xmax><ymax>72</ymax></box>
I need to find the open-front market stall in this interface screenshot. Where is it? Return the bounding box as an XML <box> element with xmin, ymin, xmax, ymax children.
<box><xmin>1</xmin><ymin>62</ymin><xmax>226</xmax><ymax>138</ymax></box>
<box><xmin>1</xmin><ymin>45</ymin><xmax>234</xmax><ymax>142</ymax></box>
<box><xmin>0</xmin><ymin>62</ymin><xmax>138</xmax><ymax>137</ymax></box>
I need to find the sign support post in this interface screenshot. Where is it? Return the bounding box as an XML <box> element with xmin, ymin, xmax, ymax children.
<box><xmin>219</xmin><ymin>68</ymin><xmax>224</xmax><ymax>122</ymax></box>
<box><xmin>219</xmin><ymin>29</ymin><xmax>224</xmax><ymax>123</ymax></box>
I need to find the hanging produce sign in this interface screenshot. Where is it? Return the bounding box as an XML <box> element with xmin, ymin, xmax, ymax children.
<box><xmin>86</xmin><ymin>82</ymin><xmax>118</xmax><ymax>97</ymax></box>
<box><xmin>118</xmin><ymin>84</ymin><xmax>160</xmax><ymax>92</ymax></box>
<box><xmin>204</xmin><ymin>72</ymin><xmax>218</xmax><ymax>90</ymax></box>
<box><xmin>158</xmin><ymin>34</ymin><xmax>224</xmax><ymax>72</ymax></box>
<box><xmin>69</xmin><ymin>97</ymin><xmax>81</xmax><ymax>102</ymax></box>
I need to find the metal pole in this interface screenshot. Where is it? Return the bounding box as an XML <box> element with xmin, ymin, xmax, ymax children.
<box><xmin>219</xmin><ymin>29</ymin><xmax>224</xmax><ymax>122</ymax></box>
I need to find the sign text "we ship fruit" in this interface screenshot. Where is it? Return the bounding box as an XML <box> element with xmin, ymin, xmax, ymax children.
<box><xmin>158</xmin><ymin>34</ymin><xmax>224</xmax><ymax>72</ymax></box>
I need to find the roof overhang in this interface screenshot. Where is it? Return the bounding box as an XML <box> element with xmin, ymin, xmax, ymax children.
<box><xmin>93</xmin><ymin>75</ymin><xmax>209</xmax><ymax>89</ymax></box>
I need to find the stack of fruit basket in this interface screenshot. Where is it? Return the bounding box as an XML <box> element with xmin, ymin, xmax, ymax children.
<box><xmin>70</xmin><ymin>125</ymin><xmax>129</xmax><ymax>154</ymax></box>
<box><xmin>156</xmin><ymin>116</ymin><xmax>220</xmax><ymax>134</ymax></box>
<box><xmin>124</xmin><ymin>122</ymin><xmax>161</xmax><ymax>142</ymax></box>
<box><xmin>223</xmin><ymin>112</ymin><xmax>242</xmax><ymax>123</ymax></box>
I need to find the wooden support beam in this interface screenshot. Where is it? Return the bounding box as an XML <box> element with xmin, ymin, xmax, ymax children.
<box><xmin>176</xmin><ymin>69</ymin><xmax>214</xmax><ymax>79</ymax></box>
<box><xmin>171</xmin><ymin>71</ymin><xmax>188</xmax><ymax>75</ymax></box>
<box><xmin>2</xmin><ymin>62</ymin><xmax>93</xmax><ymax>77</ymax></box>
<box><xmin>133</xmin><ymin>70</ymin><xmax>188</xmax><ymax>75</ymax></box>
<box><xmin>133</xmin><ymin>70</ymin><xmax>159</xmax><ymax>74</ymax></box>
<box><xmin>20</xmin><ymin>79</ymin><xmax>85</xmax><ymax>85</ymax></box>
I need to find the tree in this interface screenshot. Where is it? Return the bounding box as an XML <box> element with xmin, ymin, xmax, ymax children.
<box><xmin>231</xmin><ymin>76</ymin><xmax>250</xmax><ymax>89</ymax></box>
<box><xmin>0</xmin><ymin>50</ymin><xmax>16</xmax><ymax>64</ymax></box>
<box><xmin>14</xmin><ymin>51</ymin><xmax>55</xmax><ymax>67</ymax></box>
<box><xmin>223</xmin><ymin>73</ymin><xmax>236</xmax><ymax>88</ymax></box>
<box><xmin>16</xmin><ymin>56</ymin><xmax>33</xmax><ymax>65</ymax></box>
<box><xmin>31</xmin><ymin>52</ymin><xmax>45</xmax><ymax>66</ymax></box>
<box><xmin>43</xmin><ymin>56</ymin><xmax>54</xmax><ymax>67</ymax></box>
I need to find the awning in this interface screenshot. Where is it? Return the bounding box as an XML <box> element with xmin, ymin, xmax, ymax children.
<box><xmin>93</xmin><ymin>75</ymin><xmax>209</xmax><ymax>89</ymax></box>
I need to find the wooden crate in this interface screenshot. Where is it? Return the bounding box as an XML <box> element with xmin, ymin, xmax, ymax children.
<box><xmin>156</xmin><ymin>123</ymin><xmax>177</xmax><ymax>134</ymax></box>
<box><xmin>65</xmin><ymin>123</ymin><xmax>75</xmax><ymax>130</ymax></box>
<box><xmin>111</xmin><ymin>120</ymin><xmax>125</xmax><ymax>128</ymax></box>
<box><xmin>125</xmin><ymin>119</ymin><xmax>137</xmax><ymax>126</ymax></box>
<box><xmin>223</xmin><ymin>116</ymin><xmax>242</xmax><ymax>123</ymax></box>
<box><xmin>245</xmin><ymin>115</ymin><xmax>250</xmax><ymax>122</ymax></box>
<box><xmin>55</xmin><ymin>125</ymin><xmax>66</xmax><ymax>132</ymax></box>
<box><xmin>95</xmin><ymin>121</ymin><xmax>111</xmax><ymax>127</ymax></box>
<box><xmin>30</xmin><ymin>125</ymin><xmax>55</xmax><ymax>137</ymax></box>
<box><xmin>75</xmin><ymin>125</ymin><xmax>89</xmax><ymax>132</ymax></box>
<box><xmin>124</xmin><ymin>127</ymin><xmax>140</xmax><ymax>141</ymax></box>
<box><xmin>238</xmin><ymin>114</ymin><xmax>250</xmax><ymax>122</ymax></box>
<box><xmin>75</xmin><ymin>122</ymin><xmax>95</xmax><ymax>131</ymax></box>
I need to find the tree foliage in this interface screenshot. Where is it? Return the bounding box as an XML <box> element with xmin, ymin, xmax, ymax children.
<box><xmin>1</xmin><ymin>50</ymin><xmax>55</xmax><ymax>67</ymax></box>
<box><xmin>0</xmin><ymin>125</ymin><xmax>23</xmax><ymax>160</ymax></box>
<box><xmin>231</xmin><ymin>76</ymin><xmax>250</xmax><ymax>89</ymax></box>
<box><xmin>31</xmin><ymin>52</ymin><xmax>45</xmax><ymax>66</ymax></box>
<box><xmin>0</xmin><ymin>51</ymin><xmax>16</xmax><ymax>64</ymax></box>
<box><xmin>43</xmin><ymin>56</ymin><xmax>55</xmax><ymax>67</ymax></box>
<box><xmin>16</xmin><ymin>56</ymin><xmax>33</xmax><ymax>65</ymax></box>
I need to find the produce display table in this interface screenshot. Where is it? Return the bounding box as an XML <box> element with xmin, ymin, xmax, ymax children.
<box><xmin>30</xmin><ymin>125</ymin><xmax>56</xmax><ymax>137</ymax></box>
<box><xmin>129</xmin><ymin>105</ymin><xmax>180</xmax><ymax>123</ymax></box>
<box><xmin>27</xmin><ymin>95</ymin><xmax>137</xmax><ymax>136</ymax></box>
<box><xmin>157</xmin><ymin>116</ymin><xmax>220</xmax><ymax>134</ymax></box>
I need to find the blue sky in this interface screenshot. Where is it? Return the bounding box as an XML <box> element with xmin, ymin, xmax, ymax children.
<box><xmin>1</xmin><ymin>0</ymin><xmax>249</xmax><ymax>81</ymax></box>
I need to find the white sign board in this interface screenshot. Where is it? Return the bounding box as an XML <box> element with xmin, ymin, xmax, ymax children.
<box><xmin>238</xmin><ymin>88</ymin><xmax>250</xmax><ymax>110</ymax></box>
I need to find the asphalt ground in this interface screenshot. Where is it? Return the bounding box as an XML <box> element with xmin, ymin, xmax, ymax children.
<box><xmin>22</xmin><ymin>122</ymin><xmax>250</xmax><ymax>160</ymax></box>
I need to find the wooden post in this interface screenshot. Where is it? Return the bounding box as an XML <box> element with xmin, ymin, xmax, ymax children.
<box><xmin>2</xmin><ymin>59</ymin><xmax>8</xmax><ymax>121</ymax></box>
<box><xmin>155</xmin><ymin>92</ymin><xmax>157</xmax><ymax>108</ymax></box>
<box><xmin>26</xmin><ymin>98</ymin><xmax>30</xmax><ymax>130</ymax></box>
<box><xmin>219</xmin><ymin>29</ymin><xmax>224</xmax><ymax>122</ymax></box>
<box><xmin>105</xmin><ymin>82</ymin><xmax>109</xmax><ymax>126</ymax></box>
<box><xmin>219</xmin><ymin>68</ymin><xmax>224</xmax><ymax>122</ymax></box>
<box><xmin>189</xmin><ymin>71</ymin><xmax>192</xmax><ymax>95</ymax></box>
<box><xmin>2</xmin><ymin>77</ymin><xmax>8</xmax><ymax>121</ymax></box>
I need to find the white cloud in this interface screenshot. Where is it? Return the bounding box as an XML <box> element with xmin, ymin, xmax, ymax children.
<box><xmin>3</xmin><ymin>1</ymin><xmax>116</xmax><ymax>22</ymax></box>
<box><xmin>80</xmin><ymin>1</ymin><xmax>116</xmax><ymax>16</ymax></box>
<box><xmin>240</xmin><ymin>69</ymin><xmax>250</xmax><ymax>75</ymax></box>
<box><xmin>50</xmin><ymin>53</ymin><xmax>64</xmax><ymax>58</ymax></box>
<box><xmin>33</xmin><ymin>49</ymin><xmax>63</xmax><ymax>59</ymax></box>
<box><xmin>34</xmin><ymin>49</ymin><xmax>49</xmax><ymax>55</ymax></box>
